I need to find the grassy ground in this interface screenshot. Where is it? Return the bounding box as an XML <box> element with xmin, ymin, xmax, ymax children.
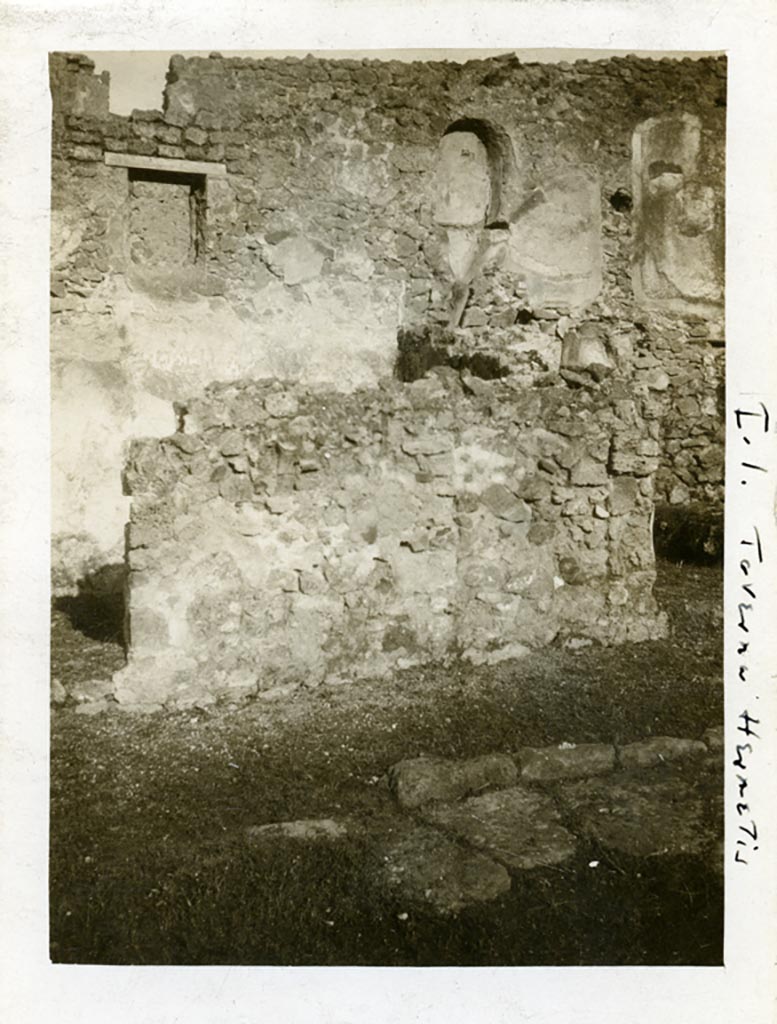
<box><xmin>50</xmin><ymin>559</ymin><xmax>723</xmax><ymax>966</ymax></box>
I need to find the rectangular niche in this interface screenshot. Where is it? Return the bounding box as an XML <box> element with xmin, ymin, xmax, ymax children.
<box><xmin>127</xmin><ymin>167</ymin><xmax>206</xmax><ymax>268</ymax></box>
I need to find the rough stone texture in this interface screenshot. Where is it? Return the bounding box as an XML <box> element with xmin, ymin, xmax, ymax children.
<box><xmin>115</xmin><ymin>372</ymin><xmax>667</xmax><ymax>705</ymax></box>
<box><xmin>421</xmin><ymin>786</ymin><xmax>578</xmax><ymax>871</ymax></box>
<box><xmin>559</xmin><ymin>776</ymin><xmax>714</xmax><ymax>857</ymax></box>
<box><xmin>380</xmin><ymin>824</ymin><xmax>512</xmax><ymax>915</ymax></box>
<box><xmin>50</xmin><ymin>52</ymin><xmax>726</xmax><ymax>588</ymax></box>
<box><xmin>618</xmin><ymin>736</ymin><xmax>707</xmax><ymax>770</ymax></box>
<box><xmin>518</xmin><ymin>743</ymin><xmax>615</xmax><ymax>782</ymax></box>
<box><xmin>388</xmin><ymin>754</ymin><xmax>518</xmax><ymax>809</ymax></box>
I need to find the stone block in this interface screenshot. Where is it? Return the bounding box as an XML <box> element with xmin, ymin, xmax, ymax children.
<box><xmin>380</xmin><ymin>825</ymin><xmax>511</xmax><ymax>916</ymax></box>
<box><xmin>619</xmin><ymin>736</ymin><xmax>707</xmax><ymax>770</ymax></box>
<box><xmin>518</xmin><ymin>743</ymin><xmax>615</xmax><ymax>782</ymax></box>
<box><xmin>388</xmin><ymin>753</ymin><xmax>518</xmax><ymax>810</ymax></box>
<box><xmin>559</xmin><ymin>776</ymin><xmax>713</xmax><ymax>857</ymax></box>
<box><xmin>571</xmin><ymin>456</ymin><xmax>608</xmax><ymax>486</ymax></box>
<box><xmin>609</xmin><ymin>476</ymin><xmax>640</xmax><ymax>515</ymax></box>
<box><xmin>481</xmin><ymin>483</ymin><xmax>532</xmax><ymax>523</ymax></box>
<box><xmin>421</xmin><ymin>786</ymin><xmax>577</xmax><ymax>871</ymax></box>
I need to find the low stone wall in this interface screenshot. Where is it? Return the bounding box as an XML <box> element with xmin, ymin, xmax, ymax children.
<box><xmin>115</xmin><ymin>371</ymin><xmax>666</xmax><ymax>708</ymax></box>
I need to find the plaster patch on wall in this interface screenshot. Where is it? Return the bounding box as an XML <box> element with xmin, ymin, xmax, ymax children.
<box><xmin>632</xmin><ymin>113</ymin><xmax>724</xmax><ymax>313</ymax></box>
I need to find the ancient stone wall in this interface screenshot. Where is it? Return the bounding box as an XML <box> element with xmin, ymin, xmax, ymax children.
<box><xmin>114</xmin><ymin>369</ymin><xmax>666</xmax><ymax>709</ymax></box>
<box><xmin>50</xmin><ymin>51</ymin><xmax>726</xmax><ymax>590</ymax></box>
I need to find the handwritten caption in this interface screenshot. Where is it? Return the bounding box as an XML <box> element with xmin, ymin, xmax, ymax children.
<box><xmin>732</xmin><ymin>402</ymin><xmax>771</xmax><ymax>865</ymax></box>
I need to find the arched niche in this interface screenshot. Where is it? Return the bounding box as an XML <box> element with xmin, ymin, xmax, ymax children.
<box><xmin>433</xmin><ymin>118</ymin><xmax>519</xmax><ymax>228</ymax></box>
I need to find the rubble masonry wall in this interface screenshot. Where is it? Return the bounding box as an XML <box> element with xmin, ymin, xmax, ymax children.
<box><xmin>50</xmin><ymin>52</ymin><xmax>725</xmax><ymax>597</ymax></box>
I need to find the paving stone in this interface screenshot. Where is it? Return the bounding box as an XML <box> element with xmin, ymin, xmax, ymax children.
<box><xmin>246</xmin><ymin>817</ymin><xmax>351</xmax><ymax>844</ymax></box>
<box><xmin>559</xmin><ymin>776</ymin><xmax>714</xmax><ymax>857</ymax></box>
<box><xmin>380</xmin><ymin>824</ymin><xmax>511</xmax><ymax>915</ymax></box>
<box><xmin>619</xmin><ymin>736</ymin><xmax>706</xmax><ymax>770</ymax></box>
<box><xmin>388</xmin><ymin>753</ymin><xmax>518</xmax><ymax>810</ymax></box>
<box><xmin>519</xmin><ymin>743</ymin><xmax>615</xmax><ymax>782</ymax></box>
<box><xmin>420</xmin><ymin>786</ymin><xmax>577</xmax><ymax>871</ymax></box>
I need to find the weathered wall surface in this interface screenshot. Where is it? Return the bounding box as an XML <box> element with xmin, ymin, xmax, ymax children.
<box><xmin>114</xmin><ymin>371</ymin><xmax>666</xmax><ymax>708</ymax></box>
<box><xmin>50</xmin><ymin>51</ymin><xmax>726</xmax><ymax>590</ymax></box>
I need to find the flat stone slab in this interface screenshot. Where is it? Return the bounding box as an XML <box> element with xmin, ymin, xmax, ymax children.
<box><xmin>619</xmin><ymin>736</ymin><xmax>707</xmax><ymax>770</ymax></box>
<box><xmin>246</xmin><ymin>818</ymin><xmax>352</xmax><ymax>844</ymax></box>
<box><xmin>519</xmin><ymin>743</ymin><xmax>615</xmax><ymax>782</ymax></box>
<box><xmin>381</xmin><ymin>824</ymin><xmax>511</xmax><ymax>915</ymax></box>
<box><xmin>559</xmin><ymin>776</ymin><xmax>714</xmax><ymax>857</ymax></box>
<box><xmin>421</xmin><ymin>786</ymin><xmax>578</xmax><ymax>871</ymax></box>
<box><xmin>388</xmin><ymin>753</ymin><xmax>518</xmax><ymax>810</ymax></box>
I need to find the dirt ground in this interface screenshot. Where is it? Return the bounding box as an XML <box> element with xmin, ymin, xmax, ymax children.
<box><xmin>49</xmin><ymin>558</ymin><xmax>723</xmax><ymax>966</ymax></box>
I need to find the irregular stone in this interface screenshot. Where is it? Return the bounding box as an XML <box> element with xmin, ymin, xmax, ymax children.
<box><xmin>619</xmin><ymin>736</ymin><xmax>706</xmax><ymax>770</ymax></box>
<box><xmin>559</xmin><ymin>776</ymin><xmax>713</xmax><ymax>857</ymax></box>
<box><xmin>519</xmin><ymin>743</ymin><xmax>615</xmax><ymax>782</ymax></box>
<box><xmin>380</xmin><ymin>825</ymin><xmax>511</xmax><ymax>915</ymax></box>
<box><xmin>462</xmin><ymin>642</ymin><xmax>532</xmax><ymax>666</ymax></box>
<box><xmin>265</xmin><ymin>493</ymin><xmax>294</xmax><ymax>514</ymax></box>
<box><xmin>257</xmin><ymin>682</ymin><xmax>300</xmax><ymax>702</ymax></box>
<box><xmin>50</xmin><ymin>678</ymin><xmax>67</xmax><ymax>706</ymax></box>
<box><xmin>169</xmin><ymin>431</ymin><xmax>203</xmax><ymax>454</ymax></box>
<box><xmin>571</xmin><ymin>456</ymin><xmax>608</xmax><ymax>486</ymax></box>
<box><xmin>247</xmin><ymin>818</ymin><xmax>350</xmax><ymax>843</ymax></box>
<box><xmin>514</xmin><ymin>473</ymin><xmax>553</xmax><ymax>502</ymax></box>
<box><xmin>115</xmin><ymin>702</ymin><xmax>164</xmax><ymax>715</ymax></box>
<box><xmin>401</xmin><ymin>432</ymin><xmax>453</xmax><ymax>456</ymax></box>
<box><xmin>609</xmin><ymin>476</ymin><xmax>640</xmax><ymax>515</ymax></box>
<box><xmin>421</xmin><ymin>786</ymin><xmax>577</xmax><ymax>871</ymax></box>
<box><xmin>69</xmin><ymin>677</ymin><xmax>115</xmax><ymax>703</ymax></box>
<box><xmin>480</xmin><ymin>483</ymin><xmax>532</xmax><ymax>523</ymax></box>
<box><xmin>644</xmin><ymin>368</ymin><xmax>670</xmax><ymax>391</ymax></box>
<box><xmin>462</xmin><ymin>307</ymin><xmax>487</xmax><ymax>328</ymax></box>
<box><xmin>219</xmin><ymin>473</ymin><xmax>254</xmax><ymax>502</ymax></box>
<box><xmin>388</xmin><ymin>753</ymin><xmax>518</xmax><ymax>810</ymax></box>
<box><xmin>702</xmin><ymin>726</ymin><xmax>724</xmax><ymax>753</ymax></box>
<box><xmin>561</xmin><ymin>331</ymin><xmax>612</xmax><ymax>373</ymax></box>
<box><xmin>75</xmin><ymin>701</ymin><xmax>110</xmax><ymax>716</ymax></box>
<box><xmin>219</xmin><ymin>429</ymin><xmax>245</xmax><ymax>457</ymax></box>
<box><xmin>264</xmin><ymin>392</ymin><xmax>299</xmax><ymax>418</ymax></box>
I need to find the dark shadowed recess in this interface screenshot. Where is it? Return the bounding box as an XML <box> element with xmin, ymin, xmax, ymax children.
<box><xmin>53</xmin><ymin>563</ymin><xmax>126</xmax><ymax>646</ymax></box>
<box><xmin>395</xmin><ymin>325</ymin><xmax>509</xmax><ymax>383</ymax></box>
<box><xmin>653</xmin><ymin>504</ymin><xmax>723</xmax><ymax>565</ymax></box>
